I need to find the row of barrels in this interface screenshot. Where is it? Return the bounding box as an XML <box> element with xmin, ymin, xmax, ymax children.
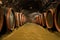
<box><xmin>33</xmin><ymin>4</ymin><xmax>60</xmax><ymax>32</ymax></box>
<box><xmin>0</xmin><ymin>7</ymin><xmax>27</xmax><ymax>32</ymax></box>
<box><xmin>20</xmin><ymin>4</ymin><xmax>60</xmax><ymax>32</ymax></box>
<box><xmin>0</xmin><ymin>4</ymin><xmax>60</xmax><ymax>32</ymax></box>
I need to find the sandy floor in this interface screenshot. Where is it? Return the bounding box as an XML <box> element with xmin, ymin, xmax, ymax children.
<box><xmin>1</xmin><ymin>23</ymin><xmax>60</xmax><ymax>40</ymax></box>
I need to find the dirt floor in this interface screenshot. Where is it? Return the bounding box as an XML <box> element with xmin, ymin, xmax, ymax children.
<box><xmin>1</xmin><ymin>23</ymin><xmax>60</xmax><ymax>40</ymax></box>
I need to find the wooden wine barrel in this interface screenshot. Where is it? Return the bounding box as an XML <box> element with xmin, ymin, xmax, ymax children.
<box><xmin>45</xmin><ymin>9</ymin><xmax>54</xmax><ymax>28</ymax></box>
<box><xmin>6</xmin><ymin>8</ymin><xmax>15</xmax><ymax>31</ymax></box>
<box><xmin>19</xmin><ymin>12</ymin><xmax>27</xmax><ymax>26</ymax></box>
<box><xmin>41</xmin><ymin>13</ymin><xmax>46</xmax><ymax>26</ymax></box>
<box><xmin>54</xmin><ymin>4</ymin><xmax>60</xmax><ymax>32</ymax></box>
<box><xmin>14</xmin><ymin>12</ymin><xmax>20</xmax><ymax>27</ymax></box>
<box><xmin>0</xmin><ymin>8</ymin><xmax>4</xmax><ymax>32</ymax></box>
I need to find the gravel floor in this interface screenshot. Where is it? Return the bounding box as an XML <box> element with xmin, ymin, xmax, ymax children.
<box><xmin>1</xmin><ymin>23</ymin><xmax>60</xmax><ymax>40</ymax></box>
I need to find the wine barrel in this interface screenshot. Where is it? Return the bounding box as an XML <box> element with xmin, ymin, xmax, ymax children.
<box><xmin>0</xmin><ymin>8</ymin><xmax>4</xmax><ymax>32</ymax></box>
<box><xmin>6</xmin><ymin>8</ymin><xmax>15</xmax><ymax>31</ymax></box>
<box><xmin>19</xmin><ymin>12</ymin><xmax>27</xmax><ymax>26</ymax></box>
<box><xmin>45</xmin><ymin>9</ymin><xmax>54</xmax><ymax>28</ymax></box>
<box><xmin>54</xmin><ymin>4</ymin><xmax>60</xmax><ymax>32</ymax></box>
<box><xmin>41</xmin><ymin>13</ymin><xmax>46</xmax><ymax>26</ymax></box>
<box><xmin>14</xmin><ymin>12</ymin><xmax>20</xmax><ymax>27</ymax></box>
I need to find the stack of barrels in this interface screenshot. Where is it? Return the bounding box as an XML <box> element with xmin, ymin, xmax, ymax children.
<box><xmin>0</xmin><ymin>3</ymin><xmax>60</xmax><ymax>33</ymax></box>
<box><xmin>19</xmin><ymin>3</ymin><xmax>60</xmax><ymax>32</ymax></box>
<box><xmin>0</xmin><ymin>7</ymin><xmax>27</xmax><ymax>32</ymax></box>
<box><xmin>32</xmin><ymin>3</ymin><xmax>60</xmax><ymax>32</ymax></box>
